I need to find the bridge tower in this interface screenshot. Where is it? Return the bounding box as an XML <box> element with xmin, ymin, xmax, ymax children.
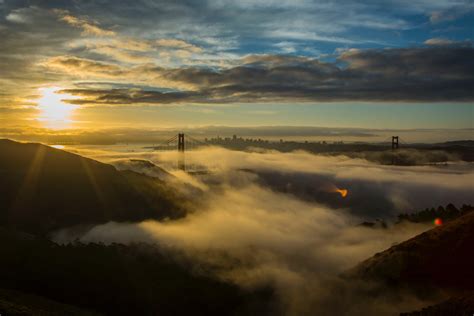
<box><xmin>178</xmin><ymin>133</ymin><xmax>185</xmax><ymax>171</ymax></box>
<box><xmin>391</xmin><ymin>136</ymin><xmax>399</xmax><ymax>150</ymax></box>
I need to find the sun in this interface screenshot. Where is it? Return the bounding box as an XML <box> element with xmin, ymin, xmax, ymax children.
<box><xmin>37</xmin><ymin>87</ymin><xmax>79</xmax><ymax>129</ymax></box>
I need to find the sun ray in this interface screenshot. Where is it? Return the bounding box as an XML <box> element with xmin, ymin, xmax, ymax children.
<box><xmin>10</xmin><ymin>145</ymin><xmax>46</xmax><ymax>214</ymax></box>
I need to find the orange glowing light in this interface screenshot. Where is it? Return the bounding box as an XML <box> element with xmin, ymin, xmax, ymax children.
<box><xmin>335</xmin><ymin>189</ymin><xmax>348</xmax><ymax>198</ymax></box>
<box><xmin>434</xmin><ymin>218</ymin><xmax>443</xmax><ymax>226</ymax></box>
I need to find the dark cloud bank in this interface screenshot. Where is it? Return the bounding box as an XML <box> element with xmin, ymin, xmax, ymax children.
<box><xmin>63</xmin><ymin>44</ymin><xmax>474</xmax><ymax>105</ymax></box>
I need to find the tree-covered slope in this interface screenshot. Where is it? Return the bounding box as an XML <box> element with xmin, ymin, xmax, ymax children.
<box><xmin>0</xmin><ymin>227</ymin><xmax>271</xmax><ymax>315</ymax></box>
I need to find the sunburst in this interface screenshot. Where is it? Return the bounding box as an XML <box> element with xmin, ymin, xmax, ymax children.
<box><xmin>37</xmin><ymin>87</ymin><xmax>79</xmax><ymax>129</ymax></box>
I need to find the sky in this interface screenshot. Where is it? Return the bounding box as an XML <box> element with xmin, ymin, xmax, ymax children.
<box><xmin>0</xmin><ymin>0</ymin><xmax>473</xmax><ymax>140</ymax></box>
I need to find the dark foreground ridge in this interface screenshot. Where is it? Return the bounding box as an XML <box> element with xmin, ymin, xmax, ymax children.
<box><xmin>0</xmin><ymin>139</ymin><xmax>187</xmax><ymax>235</ymax></box>
<box><xmin>0</xmin><ymin>228</ymin><xmax>271</xmax><ymax>316</ymax></box>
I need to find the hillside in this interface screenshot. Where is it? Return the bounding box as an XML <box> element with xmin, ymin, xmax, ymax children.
<box><xmin>347</xmin><ymin>210</ymin><xmax>474</xmax><ymax>314</ymax></box>
<box><xmin>0</xmin><ymin>139</ymin><xmax>187</xmax><ymax>235</ymax></box>
<box><xmin>0</xmin><ymin>227</ymin><xmax>270</xmax><ymax>315</ymax></box>
<box><xmin>348</xmin><ymin>211</ymin><xmax>474</xmax><ymax>290</ymax></box>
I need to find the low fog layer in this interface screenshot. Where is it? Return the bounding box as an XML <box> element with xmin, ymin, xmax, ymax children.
<box><xmin>71</xmin><ymin>145</ymin><xmax>473</xmax><ymax>218</ymax></box>
<box><xmin>55</xmin><ymin>146</ymin><xmax>473</xmax><ymax>315</ymax></box>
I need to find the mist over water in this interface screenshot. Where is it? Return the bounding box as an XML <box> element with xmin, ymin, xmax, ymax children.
<box><xmin>55</xmin><ymin>145</ymin><xmax>474</xmax><ymax>315</ymax></box>
<box><xmin>69</xmin><ymin>145</ymin><xmax>474</xmax><ymax>218</ymax></box>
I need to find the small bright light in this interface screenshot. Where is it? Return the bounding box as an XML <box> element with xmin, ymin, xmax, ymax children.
<box><xmin>434</xmin><ymin>218</ymin><xmax>443</xmax><ymax>226</ymax></box>
<box><xmin>37</xmin><ymin>87</ymin><xmax>79</xmax><ymax>129</ymax></box>
<box><xmin>335</xmin><ymin>188</ymin><xmax>348</xmax><ymax>198</ymax></box>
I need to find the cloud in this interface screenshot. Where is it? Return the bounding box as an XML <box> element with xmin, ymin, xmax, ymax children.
<box><xmin>0</xmin><ymin>0</ymin><xmax>472</xmax><ymax>123</ymax></box>
<box><xmin>62</xmin><ymin>88</ymin><xmax>198</xmax><ymax>105</ymax></box>
<box><xmin>6</xmin><ymin>8</ymin><xmax>32</xmax><ymax>23</ymax></box>
<box><xmin>429</xmin><ymin>5</ymin><xmax>474</xmax><ymax>24</ymax></box>
<box><xmin>51</xmin><ymin>145</ymin><xmax>470</xmax><ymax>314</ymax></box>
<box><xmin>42</xmin><ymin>56</ymin><xmax>125</xmax><ymax>77</ymax></box>
<box><xmin>1</xmin><ymin>0</ymin><xmax>473</xmax><ymax>112</ymax></box>
<box><xmin>0</xmin><ymin>6</ymin><xmax>83</xmax><ymax>107</ymax></box>
<box><xmin>424</xmin><ymin>38</ymin><xmax>456</xmax><ymax>45</ymax></box>
<box><xmin>54</xmin><ymin>9</ymin><xmax>116</xmax><ymax>37</ymax></box>
<box><xmin>265</xmin><ymin>30</ymin><xmax>357</xmax><ymax>44</ymax></box>
<box><xmin>156</xmin><ymin>39</ymin><xmax>203</xmax><ymax>53</ymax></box>
<box><xmin>53</xmin><ymin>45</ymin><xmax>474</xmax><ymax>105</ymax></box>
<box><xmin>65</xmin><ymin>36</ymin><xmax>203</xmax><ymax>66</ymax></box>
<box><xmin>89</xmin><ymin>45</ymin><xmax>154</xmax><ymax>64</ymax></box>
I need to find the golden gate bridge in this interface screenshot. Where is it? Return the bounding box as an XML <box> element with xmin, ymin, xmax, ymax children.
<box><xmin>151</xmin><ymin>134</ymin><xmax>411</xmax><ymax>171</ymax></box>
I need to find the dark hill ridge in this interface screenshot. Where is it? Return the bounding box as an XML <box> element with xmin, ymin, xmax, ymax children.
<box><xmin>0</xmin><ymin>139</ymin><xmax>187</xmax><ymax>235</ymax></box>
<box><xmin>0</xmin><ymin>227</ymin><xmax>271</xmax><ymax>316</ymax></box>
<box><xmin>348</xmin><ymin>210</ymin><xmax>474</xmax><ymax>291</ymax></box>
<box><xmin>346</xmin><ymin>210</ymin><xmax>474</xmax><ymax>315</ymax></box>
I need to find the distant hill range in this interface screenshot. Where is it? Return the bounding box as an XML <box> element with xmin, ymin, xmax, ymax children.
<box><xmin>433</xmin><ymin>140</ymin><xmax>474</xmax><ymax>147</ymax></box>
<box><xmin>0</xmin><ymin>139</ymin><xmax>187</xmax><ymax>235</ymax></box>
<box><xmin>202</xmin><ymin>137</ymin><xmax>474</xmax><ymax>163</ymax></box>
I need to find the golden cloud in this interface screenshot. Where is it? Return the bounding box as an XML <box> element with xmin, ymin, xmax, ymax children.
<box><xmin>156</xmin><ymin>39</ymin><xmax>203</xmax><ymax>53</ymax></box>
<box><xmin>54</xmin><ymin>9</ymin><xmax>116</xmax><ymax>37</ymax></box>
<box><xmin>42</xmin><ymin>56</ymin><xmax>124</xmax><ymax>77</ymax></box>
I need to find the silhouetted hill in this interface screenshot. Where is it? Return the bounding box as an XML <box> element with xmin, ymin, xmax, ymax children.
<box><xmin>349</xmin><ymin>211</ymin><xmax>474</xmax><ymax>290</ymax></box>
<box><xmin>0</xmin><ymin>139</ymin><xmax>186</xmax><ymax>235</ymax></box>
<box><xmin>347</xmin><ymin>211</ymin><xmax>474</xmax><ymax>314</ymax></box>
<box><xmin>434</xmin><ymin>140</ymin><xmax>474</xmax><ymax>147</ymax></box>
<box><xmin>0</xmin><ymin>227</ymin><xmax>271</xmax><ymax>315</ymax></box>
<box><xmin>113</xmin><ymin>158</ymin><xmax>174</xmax><ymax>181</ymax></box>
